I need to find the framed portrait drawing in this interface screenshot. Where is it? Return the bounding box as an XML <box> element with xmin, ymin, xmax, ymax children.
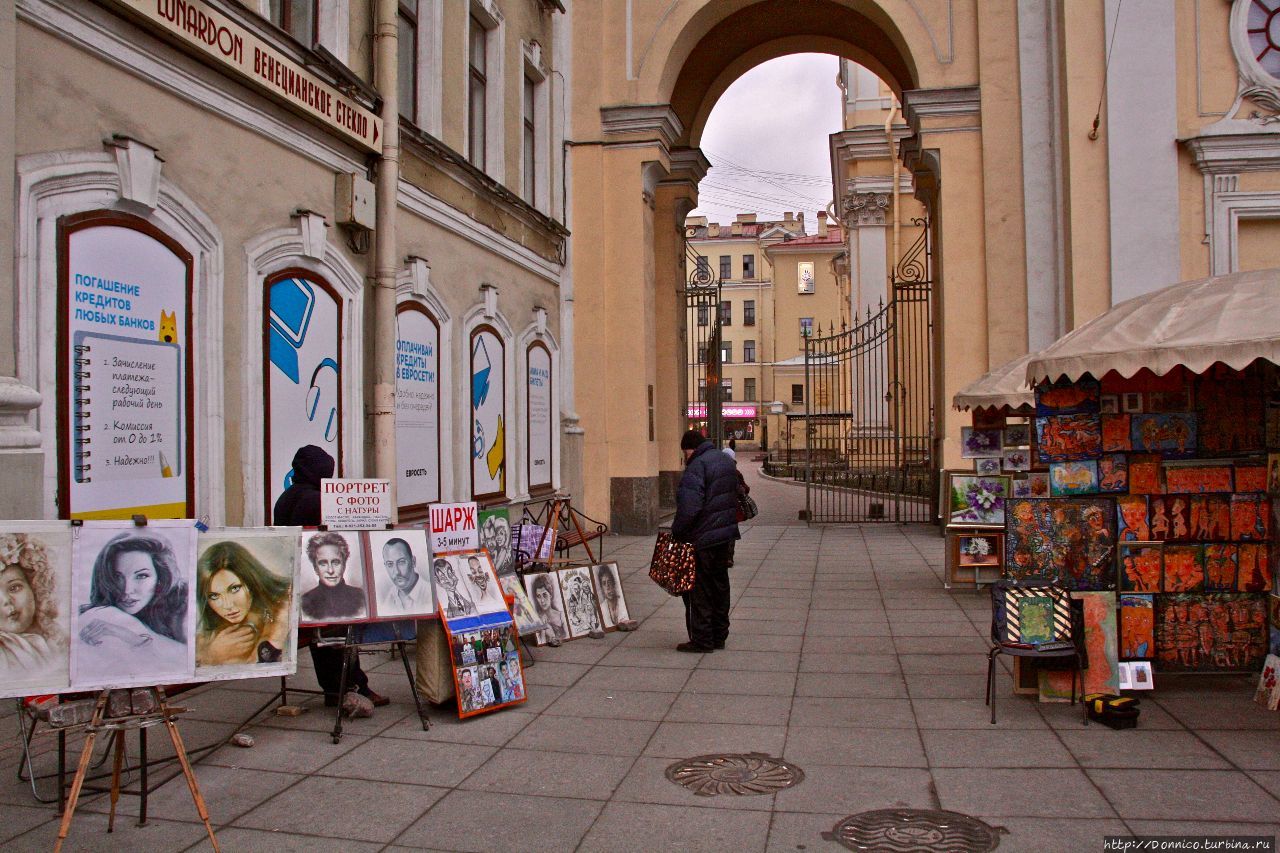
<box><xmin>367</xmin><ymin>529</ymin><xmax>435</xmax><ymax>620</ymax></box>
<box><xmin>297</xmin><ymin>530</ymin><xmax>369</xmax><ymax>627</ymax></box>
<box><xmin>556</xmin><ymin>566</ymin><xmax>603</xmax><ymax>639</ymax></box>
<box><xmin>524</xmin><ymin>571</ymin><xmax>568</xmax><ymax>645</ymax></box>
<box><xmin>499</xmin><ymin>574</ymin><xmax>548</xmax><ymax>637</ymax></box>
<box><xmin>591</xmin><ymin>563</ymin><xmax>630</xmax><ymax>630</ymax></box>
<box><xmin>0</xmin><ymin>522</ymin><xmax>74</xmax><ymax>699</ymax></box>
<box><xmin>434</xmin><ymin>551</ymin><xmax>507</xmax><ymax>620</ymax></box>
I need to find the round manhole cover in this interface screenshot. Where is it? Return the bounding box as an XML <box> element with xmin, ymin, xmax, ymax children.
<box><xmin>665</xmin><ymin>752</ymin><xmax>804</xmax><ymax>797</ymax></box>
<box><xmin>824</xmin><ymin>809</ymin><xmax>1003</xmax><ymax>852</ymax></box>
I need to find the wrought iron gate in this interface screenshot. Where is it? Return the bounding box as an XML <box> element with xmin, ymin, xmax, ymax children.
<box><xmin>803</xmin><ymin>219</ymin><xmax>936</xmax><ymax>522</ymax></box>
<box><xmin>684</xmin><ymin>242</ymin><xmax>723</xmax><ymax>444</ymax></box>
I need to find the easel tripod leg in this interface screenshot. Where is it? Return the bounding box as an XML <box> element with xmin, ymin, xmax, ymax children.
<box><xmin>107</xmin><ymin>730</ymin><xmax>125</xmax><ymax>832</ymax></box>
<box><xmin>396</xmin><ymin>640</ymin><xmax>430</xmax><ymax>731</ymax></box>
<box><xmin>54</xmin><ymin>692</ymin><xmax>108</xmax><ymax>852</ymax></box>
<box><xmin>158</xmin><ymin>692</ymin><xmax>220</xmax><ymax>852</ymax></box>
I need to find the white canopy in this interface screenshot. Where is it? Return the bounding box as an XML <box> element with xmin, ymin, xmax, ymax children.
<box><xmin>952</xmin><ymin>351</ymin><xmax>1036</xmax><ymax>412</ymax></box>
<box><xmin>1026</xmin><ymin>268</ymin><xmax>1280</xmax><ymax>385</ymax></box>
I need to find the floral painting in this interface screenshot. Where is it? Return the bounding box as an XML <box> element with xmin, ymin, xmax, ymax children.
<box><xmin>948</xmin><ymin>474</ymin><xmax>1009</xmax><ymax>526</ymax></box>
<box><xmin>1004</xmin><ymin>423</ymin><xmax>1031</xmax><ymax>447</ymax></box>
<box><xmin>1035</xmin><ymin>414</ymin><xmax>1102</xmax><ymax>462</ymax></box>
<box><xmin>975</xmin><ymin>457</ymin><xmax>1002</xmax><ymax>475</ymax></box>
<box><xmin>958</xmin><ymin>534</ymin><xmax>1001</xmax><ymax>567</ymax></box>
<box><xmin>960</xmin><ymin>428</ymin><xmax>1003</xmax><ymax>459</ymax></box>
<box><xmin>1026</xmin><ymin>472</ymin><xmax>1050</xmax><ymax>498</ymax></box>
<box><xmin>1012</xmin><ymin>478</ymin><xmax>1034</xmax><ymax>499</ymax></box>
<box><xmin>1002</xmin><ymin>448</ymin><xmax>1031</xmax><ymax>473</ymax></box>
<box><xmin>1050</xmin><ymin>461</ymin><xmax>1098</xmax><ymax>496</ymax></box>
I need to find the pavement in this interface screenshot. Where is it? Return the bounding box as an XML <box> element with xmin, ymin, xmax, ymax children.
<box><xmin>1</xmin><ymin>462</ymin><xmax>1278</xmax><ymax>851</ymax></box>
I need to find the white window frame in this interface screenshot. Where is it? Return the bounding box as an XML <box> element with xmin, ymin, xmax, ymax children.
<box><xmin>411</xmin><ymin>0</ymin><xmax>444</xmax><ymax>136</ymax></box>
<box><xmin>522</xmin><ymin>40</ymin><xmax>550</xmax><ymax>212</ymax></box>
<box><xmin>468</xmin><ymin>1</ymin><xmax>505</xmax><ymax>182</ymax></box>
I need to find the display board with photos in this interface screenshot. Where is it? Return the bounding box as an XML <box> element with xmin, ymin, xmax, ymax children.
<box><xmin>987</xmin><ymin>364</ymin><xmax>1279</xmax><ymax>675</ymax></box>
<box><xmin>0</xmin><ymin>521</ymin><xmax>307</xmax><ymax>699</ymax></box>
<box><xmin>297</xmin><ymin>529</ymin><xmax>436</xmax><ymax>627</ymax></box>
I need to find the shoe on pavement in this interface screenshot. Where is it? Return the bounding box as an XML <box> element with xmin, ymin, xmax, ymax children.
<box><xmin>713</xmin><ymin>640</ymin><xmax>726</xmax><ymax>650</ymax></box>
<box><xmin>359</xmin><ymin>687</ymin><xmax>391</xmax><ymax>707</ymax></box>
<box><xmin>676</xmin><ymin>641</ymin><xmax>714</xmax><ymax>653</ymax></box>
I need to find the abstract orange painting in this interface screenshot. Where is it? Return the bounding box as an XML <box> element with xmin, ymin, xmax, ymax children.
<box><xmin>1165</xmin><ymin>465</ymin><xmax>1233</xmax><ymax>494</ymax></box>
<box><xmin>1163</xmin><ymin>545</ymin><xmax>1205</xmax><ymax>593</ymax></box>
<box><xmin>1238</xmin><ymin>544</ymin><xmax>1271</xmax><ymax>592</ymax></box>
<box><xmin>1230</xmin><ymin>495</ymin><xmax>1270</xmax><ymax>541</ymax></box>
<box><xmin>1128</xmin><ymin>456</ymin><xmax>1163</xmax><ymax>494</ymax></box>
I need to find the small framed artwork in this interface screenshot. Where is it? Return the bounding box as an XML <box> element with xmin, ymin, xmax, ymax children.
<box><xmin>1004</xmin><ymin>423</ymin><xmax>1031</xmax><ymax>447</ymax></box>
<box><xmin>1101</xmin><ymin>414</ymin><xmax>1132</xmax><ymax>453</ymax></box>
<box><xmin>975</xmin><ymin>457</ymin><xmax>1002</xmax><ymax>475</ymax></box>
<box><xmin>1050</xmin><ymin>460</ymin><xmax>1099</xmax><ymax>496</ymax></box>
<box><xmin>1002</xmin><ymin>448</ymin><xmax>1031</xmax><ymax>473</ymax></box>
<box><xmin>1165</xmin><ymin>464</ymin><xmax>1233</xmax><ymax>494</ymax></box>
<box><xmin>1118</xmin><ymin>542</ymin><xmax>1162</xmax><ymax>592</ymax></box>
<box><xmin>1098</xmin><ymin>454</ymin><xmax>1128</xmax><ymax>493</ymax></box>
<box><xmin>1236</xmin><ymin>464</ymin><xmax>1267</xmax><ymax>493</ymax></box>
<box><xmin>1203</xmin><ymin>543</ymin><xmax>1239</xmax><ymax>592</ymax></box>
<box><xmin>1100</xmin><ymin>394</ymin><xmax>1119</xmax><ymax>414</ymax></box>
<box><xmin>1119</xmin><ymin>594</ymin><xmax>1154</xmax><ymax>658</ymax></box>
<box><xmin>946</xmin><ymin>528</ymin><xmax>1003</xmax><ymax>587</ymax></box>
<box><xmin>1012</xmin><ymin>477</ymin><xmax>1033</xmax><ymax>499</ymax></box>
<box><xmin>1129</xmin><ymin>456</ymin><xmax>1163</xmax><ymax>494</ymax></box>
<box><xmin>961</xmin><ymin>427</ymin><xmax>1003</xmax><ymax>459</ymax></box>
<box><xmin>946</xmin><ymin>472</ymin><xmax>1011</xmax><ymax>526</ymax></box>
<box><xmin>1129</xmin><ymin>660</ymin><xmax>1154</xmax><ymax>690</ymax></box>
<box><xmin>1025</xmin><ymin>472</ymin><xmax>1050</xmax><ymax>498</ymax></box>
<box><xmin>1117</xmin><ymin>661</ymin><xmax>1135</xmax><ymax>690</ymax></box>
<box><xmin>1163</xmin><ymin>544</ymin><xmax>1205</xmax><ymax>593</ymax></box>
<box><xmin>1122</xmin><ymin>392</ymin><xmax>1144</xmax><ymax>414</ymax></box>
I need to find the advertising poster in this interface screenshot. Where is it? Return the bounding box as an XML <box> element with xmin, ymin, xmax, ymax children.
<box><xmin>527</xmin><ymin>343</ymin><xmax>553</xmax><ymax>490</ymax></box>
<box><xmin>471</xmin><ymin>328</ymin><xmax>505</xmax><ymax>498</ymax></box>
<box><xmin>267</xmin><ymin>274</ymin><xmax>341</xmax><ymax>516</ymax></box>
<box><xmin>320</xmin><ymin>479</ymin><xmax>391</xmax><ymax>530</ymax></box>
<box><xmin>429</xmin><ymin>502</ymin><xmax>479</xmax><ymax>553</ymax></box>
<box><xmin>62</xmin><ymin>217</ymin><xmax>192</xmax><ymax>519</ymax></box>
<box><xmin>395</xmin><ymin>306</ymin><xmax>440</xmax><ymax>511</ymax></box>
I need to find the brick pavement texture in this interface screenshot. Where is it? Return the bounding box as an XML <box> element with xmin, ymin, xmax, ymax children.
<box><xmin>2</xmin><ymin>461</ymin><xmax>1278</xmax><ymax>851</ymax></box>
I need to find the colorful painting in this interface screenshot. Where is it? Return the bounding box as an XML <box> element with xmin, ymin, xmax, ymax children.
<box><xmin>1026</xmin><ymin>472</ymin><xmax>1050</xmax><ymax>497</ymax></box>
<box><xmin>1035</xmin><ymin>378</ymin><xmax>1100</xmax><ymax>416</ymax></box>
<box><xmin>1012</xmin><ymin>478</ymin><xmax>1034</xmax><ymax>499</ymax></box>
<box><xmin>1116</xmin><ymin>496</ymin><xmax>1150</xmax><ymax>542</ymax></box>
<box><xmin>1040</xmin><ymin>591</ymin><xmax>1119</xmax><ymax>701</ymax></box>
<box><xmin>1129</xmin><ymin>456</ymin><xmax>1163</xmax><ymax>494</ymax></box>
<box><xmin>1120</xmin><ymin>594</ymin><xmax>1154</xmax><ymax>659</ymax></box>
<box><xmin>1165</xmin><ymin>465</ymin><xmax>1233</xmax><ymax>494</ymax></box>
<box><xmin>947</xmin><ymin>474</ymin><xmax>1010</xmax><ymax>526</ymax></box>
<box><xmin>1203</xmin><ymin>544</ymin><xmax>1239</xmax><ymax>592</ymax></box>
<box><xmin>1036</xmin><ymin>414</ymin><xmax>1102</xmax><ymax>462</ymax></box>
<box><xmin>0</xmin><ymin>523</ymin><xmax>73</xmax><ymax>699</ymax></box>
<box><xmin>961</xmin><ymin>428</ymin><xmax>1003</xmax><ymax>459</ymax></box>
<box><xmin>1050</xmin><ymin>461</ymin><xmax>1098</xmax><ymax>496</ymax></box>
<box><xmin>1004</xmin><ymin>423</ymin><xmax>1031</xmax><ymax>447</ymax></box>
<box><xmin>1155</xmin><ymin>593</ymin><xmax>1267</xmax><ymax>672</ymax></box>
<box><xmin>1130</xmin><ymin>413</ymin><xmax>1197</xmax><ymax>458</ymax></box>
<box><xmin>1256</xmin><ymin>654</ymin><xmax>1280</xmax><ymax>710</ymax></box>
<box><xmin>1189</xmin><ymin>496</ymin><xmax>1232</xmax><ymax>541</ymax></box>
<box><xmin>1005</xmin><ymin>498</ymin><xmax>1115</xmax><ymax>590</ymax></box>
<box><xmin>1230</xmin><ymin>495</ymin><xmax>1271</xmax><ymax>541</ymax></box>
<box><xmin>975</xmin><ymin>456</ymin><xmax>1003</xmax><ymax>475</ymax></box>
<box><xmin>1163</xmin><ymin>545</ymin><xmax>1205</xmax><ymax>593</ymax></box>
<box><xmin>1118</xmin><ymin>542</ymin><xmax>1162</xmax><ymax>593</ymax></box>
<box><xmin>958</xmin><ymin>533</ymin><xmax>1002</xmax><ymax>567</ymax></box>
<box><xmin>1098</xmin><ymin>454</ymin><xmax>1128</xmax><ymax>493</ymax></box>
<box><xmin>1149</xmin><ymin>495</ymin><xmax>1190</xmax><ymax>541</ymax></box>
<box><xmin>478</xmin><ymin>507</ymin><xmax>515</xmax><ymax>577</ymax></box>
<box><xmin>1002</xmin><ymin>448</ymin><xmax>1031</xmax><ymax>473</ymax></box>
<box><xmin>1235</xmin><ymin>465</ymin><xmax>1268</xmax><ymax>494</ymax></box>
<box><xmin>1238</xmin><ymin>544</ymin><xmax>1270</xmax><ymax>593</ymax></box>
<box><xmin>1101</xmin><ymin>414</ymin><xmax>1132</xmax><ymax>452</ymax></box>
<box><xmin>1015</xmin><ymin>594</ymin><xmax>1058</xmax><ymax>644</ymax></box>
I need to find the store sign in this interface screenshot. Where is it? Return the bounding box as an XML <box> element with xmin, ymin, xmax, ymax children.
<box><xmin>320</xmin><ymin>478</ymin><xmax>391</xmax><ymax>529</ymax></box>
<box><xmin>429</xmin><ymin>501</ymin><xmax>479</xmax><ymax>553</ymax></box>
<box><xmin>266</xmin><ymin>275</ymin><xmax>341</xmax><ymax>513</ymax></box>
<box><xmin>527</xmin><ymin>344</ymin><xmax>553</xmax><ymax>489</ymax></box>
<box><xmin>395</xmin><ymin>307</ymin><xmax>440</xmax><ymax>509</ymax></box>
<box><xmin>687</xmin><ymin>404</ymin><xmax>758</xmax><ymax>419</ymax></box>
<box><xmin>64</xmin><ymin>219</ymin><xmax>191</xmax><ymax>519</ymax></box>
<box><xmin>110</xmin><ymin>0</ymin><xmax>382</xmax><ymax>152</ymax></box>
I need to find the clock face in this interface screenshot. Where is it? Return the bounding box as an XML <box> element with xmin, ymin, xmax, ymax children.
<box><xmin>1248</xmin><ymin>0</ymin><xmax>1280</xmax><ymax>80</ymax></box>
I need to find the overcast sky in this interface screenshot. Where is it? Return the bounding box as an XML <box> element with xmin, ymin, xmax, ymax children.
<box><xmin>689</xmin><ymin>53</ymin><xmax>844</xmax><ymax>234</ymax></box>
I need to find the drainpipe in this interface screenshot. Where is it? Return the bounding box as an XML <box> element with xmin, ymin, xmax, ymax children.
<box><xmin>372</xmin><ymin>0</ymin><xmax>399</xmax><ymax>513</ymax></box>
<box><xmin>885</xmin><ymin>103</ymin><xmax>900</xmax><ymax>275</ymax></box>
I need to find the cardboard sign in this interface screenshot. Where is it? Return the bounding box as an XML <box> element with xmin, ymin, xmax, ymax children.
<box><xmin>320</xmin><ymin>479</ymin><xmax>391</xmax><ymax>529</ymax></box>
<box><xmin>429</xmin><ymin>502</ymin><xmax>480</xmax><ymax>553</ymax></box>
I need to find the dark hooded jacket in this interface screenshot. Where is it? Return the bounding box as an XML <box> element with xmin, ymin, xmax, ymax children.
<box><xmin>272</xmin><ymin>445</ymin><xmax>335</xmax><ymax>526</ymax></box>
<box><xmin>671</xmin><ymin>440</ymin><xmax>740</xmax><ymax>549</ymax></box>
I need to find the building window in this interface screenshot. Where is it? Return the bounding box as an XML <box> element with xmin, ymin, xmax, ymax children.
<box><xmin>697</xmin><ymin>378</ymin><xmax>706</xmax><ymax>402</ymax></box>
<box><xmin>744</xmin><ymin>300</ymin><xmax>755</xmax><ymax>326</ymax></box>
<box><xmin>743</xmin><ymin>254</ymin><xmax>755</xmax><ymax>279</ymax></box>
<box><xmin>744</xmin><ymin>378</ymin><xmax>757</xmax><ymax>401</ymax></box>
<box><xmin>696</xmin><ymin>256</ymin><xmax>709</xmax><ymax>279</ymax></box>
<box><xmin>743</xmin><ymin>340</ymin><xmax>756</xmax><ymax>363</ymax></box>
<box><xmin>798</xmin><ymin>261</ymin><xmax>815</xmax><ymax>294</ymax></box>
<box><xmin>398</xmin><ymin>0</ymin><xmax>417</xmax><ymax>123</ymax></box>
<box><xmin>522</xmin><ymin>74</ymin><xmax>536</xmax><ymax>202</ymax></box>
<box><xmin>468</xmin><ymin>14</ymin><xmax>488</xmax><ymax>169</ymax></box>
<box><xmin>696</xmin><ymin>343</ymin><xmax>707</xmax><ymax>364</ymax></box>
<box><xmin>800</xmin><ymin>317</ymin><xmax>814</xmax><ymax>341</ymax></box>
<box><xmin>719</xmin><ymin>255</ymin><xmax>731</xmax><ymax>279</ymax></box>
<box><xmin>269</xmin><ymin>0</ymin><xmax>316</xmax><ymax>44</ymax></box>
<box><xmin>792</xmin><ymin>383</ymin><xmax>804</xmax><ymax>405</ymax></box>
<box><xmin>696</xmin><ymin>305</ymin><xmax>708</xmax><ymax>327</ymax></box>
<box><xmin>720</xmin><ymin>342</ymin><xmax>732</xmax><ymax>364</ymax></box>
<box><xmin>721</xmin><ymin>379</ymin><xmax>733</xmax><ymax>401</ymax></box>
<box><xmin>719</xmin><ymin>300</ymin><xmax>731</xmax><ymax>325</ymax></box>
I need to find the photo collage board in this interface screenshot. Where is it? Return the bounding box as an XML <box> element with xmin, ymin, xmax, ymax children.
<box><xmin>0</xmin><ymin>520</ymin><xmax>304</xmax><ymax>699</ymax></box>
<box><xmin>522</xmin><ymin>563</ymin><xmax>632</xmax><ymax>646</ymax></box>
<box><xmin>980</xmin><ymin>363</ymin><xmax>1279</xmax><ymax>675</ymax></box>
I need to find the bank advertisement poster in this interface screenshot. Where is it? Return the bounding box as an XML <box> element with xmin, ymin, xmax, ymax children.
<box><xmin>396</xmin><ymin>306</ymin><xmax>440</xmax><ymax>510</ymax></box>
<box><xmin>266</xmin><ymin>275</ymin><xmax>341</xmax><ymax>514</ymax></box>
<box><xmin>62</xmin><ymin>216</ymin><xmax>192</xmax><ymax>519</ymax></box>
<box><xmin>471</xmin><ymin>328</ymin><xmax>505</xmax><ymax>498</ymax></box>
<box><xmin>527</xmin><ymin>343</ymin><xmax>553</xmax><ymax>489</ymax></box>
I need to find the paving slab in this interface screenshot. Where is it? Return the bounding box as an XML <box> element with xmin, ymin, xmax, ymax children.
<box><xmin>393</xmin><ymin>790</ymin><xmax>603</xmax><ymax>852</ymax></box>
<box><xmin>579</xmin><ymin>801</ymin><xmax>772</xmax><ymax>853</ymax></box>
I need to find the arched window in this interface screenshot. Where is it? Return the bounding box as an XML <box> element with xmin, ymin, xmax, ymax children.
<box><xmin>470</xmin><ymin>325</ymin><xmax>506</xmax><ymax>500</ymax></box>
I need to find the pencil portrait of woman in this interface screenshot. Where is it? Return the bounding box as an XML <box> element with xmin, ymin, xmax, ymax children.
<box><xmin>0</xmin><ymin>529</ymin><xmax>71</xmax><ymax>694</ymax></box>
<box><xmin>196</xmin><ymin>540</ymin><xmax>293</xmax><ymax>669</ymax></box>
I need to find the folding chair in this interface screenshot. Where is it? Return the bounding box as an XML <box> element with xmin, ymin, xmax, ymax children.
<box><xmin>985</xmin><ymin>579</ymin><xmax>1088</xmax><ymax>725</ymax></box>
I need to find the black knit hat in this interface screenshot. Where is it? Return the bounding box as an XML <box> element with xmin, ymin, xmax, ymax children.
<box><xmin>680</xmin><ymin>429</ymin><xmax>706</xmax><ymax>450</ymax></box>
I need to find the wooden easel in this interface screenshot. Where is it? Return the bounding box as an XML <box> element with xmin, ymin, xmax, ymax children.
<box><xmin>327</xmin><ymin>620</ymin><xmax>431</xmax><ymax>744</ymax></box>
<box><xmin>54</xmin><ymin>687</ymin><xmax>218</xmax><ymax>852</ymax></box>
<box><xmin>526</xmin><ymin>498</ymin><xmax>601</xmax><ymax>566</ymax></box>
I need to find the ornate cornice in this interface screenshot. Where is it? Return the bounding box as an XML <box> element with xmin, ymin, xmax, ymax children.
<box><xmin>902</xmin><ymin>86</ymin><xmax>981</xmax><ymax>127</ymax></box>
<box><xmin>600</xmin><ymin>104</ymin><xmax>684</xmax><ymax>150</ymax></box>
<box><xmin>1184</xmin><ymin>133</ymin><xmax>1280</xmax><ymax>174</ymax></box>
<box><xmin>841</xmin><ymin>189</ymin><xmax>892</xmax><ymax>227</ymax></box>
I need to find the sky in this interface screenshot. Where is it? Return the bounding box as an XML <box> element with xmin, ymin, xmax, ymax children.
<box><xmin>689</xmin><ymin>53</ymin><xmax>845</xmax><ymax>235</ymax></box>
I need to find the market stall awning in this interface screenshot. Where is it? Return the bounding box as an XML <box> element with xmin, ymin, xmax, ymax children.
<box><xmin>1026</xmin><ymin>268</ymin><xmax>1280</xmax><ymax>385</ymax></box>
<box><xmin>951</xmin><ymin>351</ymin><xmax>1036</xmax><ymax>412</ymax></box>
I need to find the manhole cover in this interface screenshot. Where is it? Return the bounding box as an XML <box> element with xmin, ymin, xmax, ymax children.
<box><xmin>665</xmin><ymin>752</ymin><xmax>804</xmax><ymax>796</ymax></box>
<box><xmin>824</xmin><ymin>809</ymin><xmax>1003</xmax><ymax>852</ymax></box>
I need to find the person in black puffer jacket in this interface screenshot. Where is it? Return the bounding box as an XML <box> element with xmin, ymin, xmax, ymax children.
<box><xmin>671</xmin><ymin>430</ymin><xmax>741</xmax><ymax>653</ymax></box>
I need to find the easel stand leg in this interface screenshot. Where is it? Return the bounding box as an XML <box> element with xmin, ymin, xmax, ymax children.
<box><xmin>395</xmin><ymin>640</ymin><xmax>431</xmax><ymax>731</ymax></box>
<box><xmin>330</xmin><ymin>628</ymin><xmax>355</xmax><ymax>744</ymax></box>
<box><xmin>156</xmin><ymin>688</ymin><xmax>219</xmax><ymax>853</ymax></box>
<box><xmin>53</xmin><ymin>692</ymin><xmax>108</xmax><ymax>853</ymax></box>
<box><xmin>107</xmin><ymin>730</ymin><xmax>125</xmax><ymax>832</ymax></box>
